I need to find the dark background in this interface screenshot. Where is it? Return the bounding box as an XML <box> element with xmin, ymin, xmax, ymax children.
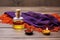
<box><xmin>0</xmin><ymin>0</ymin><xmax>60</xmax><ymax>7</ymax></box>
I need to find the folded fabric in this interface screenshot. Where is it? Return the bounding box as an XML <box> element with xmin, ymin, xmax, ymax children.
<box><xmin>4</xmin><ymin>11</ymin><xmax>15</xmax><ymax>18</ymax></box>
<box><xmin>4</xmin><ymin>11</ymin><xmax>60</xmax><ymax>29</ymax></box>
<box><xmin>22</xmin><ymin>11</ymin><xmax>60</xmax><ymax>28</ymax></box>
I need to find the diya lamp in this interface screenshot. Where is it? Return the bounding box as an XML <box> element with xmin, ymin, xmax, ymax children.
<box><xmin>13</xmin><ymin>9</ymin><xmax>24</xmax><ymax>30</ymax></box>
<box><xmin>42</xmin><ymin>27</ymin><xmax>51</xmax><ymax>35</ymax></box>
<box><xmin>25</xmin><ymin>28</ymin><xmax>33</xmax><ymax>35</ymax></box>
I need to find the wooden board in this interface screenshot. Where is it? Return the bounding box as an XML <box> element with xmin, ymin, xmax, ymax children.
<box><xmin>0</xmin><ymin>23</ymin><xmax>60</xmax><ymax>40</ymax></box>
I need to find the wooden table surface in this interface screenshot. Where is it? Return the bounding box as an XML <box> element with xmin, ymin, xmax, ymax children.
<box><xmin>0</xmin><ymin>23</ymin><xmax>60</xmax><ymax>40</ymax></box>
<box><xmin>0</xmin><ymin>7</ymin><xmax>60</xmax><ymax>40</ymax></box>
<box><xmin>0</xmin><ymin>7</ymin><xmax>60</xmax><ymax>15</ymax></box>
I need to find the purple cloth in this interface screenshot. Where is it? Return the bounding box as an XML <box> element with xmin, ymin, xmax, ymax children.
<box><xmin>4</xmin><ymin>11</ymin><xmax>15</xmax><ymax>18</ymax></box>
<box><xmin>4</xmin><ymin>11</ymin><xmax>60</xmax><ymax>29</ymax></box>
<box><xmin>22</xmin><ymin>11</ymin><xmax>60</xmax><ymax>28</ymax></box>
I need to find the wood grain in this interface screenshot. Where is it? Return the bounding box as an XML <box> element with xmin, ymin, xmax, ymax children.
<box><xmin>0</xmin><ymin>7</ymin><xmax>60</xmax><ymax>40</ymax></box>
<box><xmin>0</xmin><ymin>27</ymin><xmax>60</xmax><ymax>40</ymax></box>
